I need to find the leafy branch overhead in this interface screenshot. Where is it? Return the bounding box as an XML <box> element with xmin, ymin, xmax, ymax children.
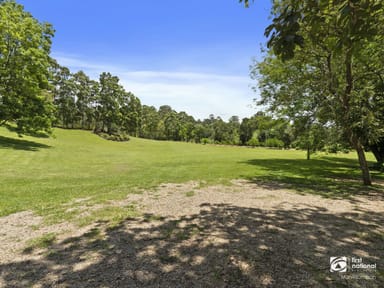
<box><xmin>247</xmin><ymin>0</ymin><xmax>384</xmax><ymax>185</ymax></box>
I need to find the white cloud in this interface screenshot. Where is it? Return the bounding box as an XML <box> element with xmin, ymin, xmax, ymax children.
<box><xmin>52</xmin><ymin>53</ymin><xmax>258</xmax><ymax>120</ymax></box>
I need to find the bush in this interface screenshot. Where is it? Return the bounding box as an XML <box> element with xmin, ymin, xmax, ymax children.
<box><xmin>96</xmin><ymin>132</ymin><xmax>130</xmax><ymax>142</ymax></box>
<box><xmin>246</xmin><ymin>138</ymin><xmax>260</xmax><ymax>147</ymax></box>
<box><xmin>264</xmin><ymin>138</ymin><xmax>284</xmax><ymax>148</ymax></box>
<box><xmin>201</xmin><ymin>138</ymin><xmax>213</xmax><ymax>145</ymax></box>
<box><xmin>324</xmin><ymin>143</ymin><xmax>350</xmax><ymax>154</ymax></box>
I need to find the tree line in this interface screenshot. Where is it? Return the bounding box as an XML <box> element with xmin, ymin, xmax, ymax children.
<box><xmin>51</xmin><ymin>61</ymin><xmax>357</xmax><ymax>153</ymax></box>
<box><xmin>0</xmin><ymin>1</ymin><xmax>345</xmax><ymax>150</ymax></box>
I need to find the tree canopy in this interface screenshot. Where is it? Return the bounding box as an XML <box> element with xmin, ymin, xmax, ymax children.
<box><xmin>245</xmin><ymin>0</ymin><xmax>384</xmax><ymax>185</ymax></box>
<box><xmin>0</xmin><ymin>0</ymin><xmax>55</xmax><ymax>134</ymax></box>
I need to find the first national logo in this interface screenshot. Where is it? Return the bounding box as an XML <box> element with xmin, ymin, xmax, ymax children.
<box><xmin>330</xmin><ymin>257</ymin><xmax>347</xmax><ymax>272</ymax></box>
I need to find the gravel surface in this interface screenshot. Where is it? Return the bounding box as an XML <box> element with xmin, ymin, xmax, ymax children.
<box><xmin>1</xmin><ymin>180</ymin><xmax>383</xmax><ymax>287</ymax></box>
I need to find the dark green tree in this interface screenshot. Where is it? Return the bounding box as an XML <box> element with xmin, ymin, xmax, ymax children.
<box><xmin>140</xmin><ymin>105</ymin><xmax>160</xmax><ymax>139</ymax></box>
<box><xmin>0</xmin><ymin>0</ymin><xmax>55</xmax><ymax>134</ymax></box>
<box><xmin>72</xmin><ymin>71</ymin><xmax>95</xmax><ymax>129</ymax></box>
<box><xmin>95</xmin><ymin>72</ymin><xmax>124</xmax><ymax>134</ymax></box>
<box><xmin>120</xmin><ymin>92</ymin><xmax>141</xmax><ymax>137</ymax></box>
<box><xmin>51</xmin><ymin>64</ymin><xmax>77</xmax><ymax>128</ymax></box>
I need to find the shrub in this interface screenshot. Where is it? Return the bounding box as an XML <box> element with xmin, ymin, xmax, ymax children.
<box><xmin>201</xmin><ymin>138</ymin><xmax>213</xmax><ymax>145</ymax></box>
<box><xmin>96</xmin><ymin>132</ymin><xmax>130</xmax><ymax>142</ymax></box>
<box><xmin>264</xmin><ymin>138</ymin><xmax>284</xmax><ymax>148</ymax></box>
<box><xmin>246</xmin><ymin>138</ymin><xmax>260</xmax><ymax>147</ymax></box>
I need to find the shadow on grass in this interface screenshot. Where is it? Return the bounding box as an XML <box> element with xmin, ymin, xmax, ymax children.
<box><xmin>0</xmin><ymin>135</ymin><xmax>51</xmax><ymax>151</ymax></box>
<box><xmin>241</xmin><ymin>157</ymin><xmax>384</xmax><ymax>199</ymax></box>
<box><xmin>0</xmin><ymin>204</ymin><xmax>382</xmax><ymax>287</ymax></box>
<box><xmin>4</xmin><ymin>124</ymin><xmax>50</xmax><ymax>138</ymax></box>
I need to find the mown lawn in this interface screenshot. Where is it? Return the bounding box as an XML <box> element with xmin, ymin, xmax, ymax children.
<box><xmin>0</xmin><ymin>127</ymin><xmax>382</xmax><ymax>220</ymax></box>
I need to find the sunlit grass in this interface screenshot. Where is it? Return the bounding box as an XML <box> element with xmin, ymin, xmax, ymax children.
<box><xmin>0</xmin><ymin>127</ymin><xmax>382</xmax><ymax>221</ymax></box>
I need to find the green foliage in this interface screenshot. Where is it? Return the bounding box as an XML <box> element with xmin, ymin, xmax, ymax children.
<box><xmin>249</xmin><ymin>0</ymin><xmax>384</xmax><ymax>184</ymax></box>
<box><xmin>96</xmin><ymin>132</ymin><xmax>130</xmax><ymax>142</ymax></box>
<box><xmin>24</xmin><ymin>233</ymin><xmax>56</xmax><ymax>253</ymax></box>
<box><xmin>324</xmin><ymin>143</ymin><xmax>349</xmax><ymax>154</ymax></box>
<box><xmin>246</xmin><ymin>138</ymin><xmax>260</xmax><ymax>147</ymax></box>
<box><xmin>95</xmin><ymin>72</ymin><xmax>125</xmax><ymax>134</ymax></box>
<box><xmin>185</xmin><ymin>191</ymin><xmax>195</xmax><ymax>197</ymax></box>
<box><xmin>76</xmin><ymin>205</ymin><xmax>138</xmax><ymax>227</ymax></box>
<box><xmin>201</xmin><ymin>138</ymin><xmax>213</xmax><ymax>145</ymax></box>
<box><xmin>264</xmin><ymin>138</ymin><xmax>284</xmax><ymax>148</ymax></box>
<box><xmin>0</xmin><ymin>0</ymin><xmax>55</xmax><ymax>134</ymax></box>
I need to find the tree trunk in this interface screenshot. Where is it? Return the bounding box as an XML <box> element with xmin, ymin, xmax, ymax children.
<box><xmin>307</xmin><ymin>144</ymin><xmax>310</xmax><ymax>160</ymax></box>
<box><xmin>370</xmin><ymin>139</ymin><xmax>384</xmax><ymax>167</ymax></box>
<box><xmin>352</xmin><ymin>137</ymin><xmax>372</xmax><ymax>185</ymax></box>
<box><xmin>343</xmin><ymin>47</ymin><xmax>372</xmax><ymax>185</ymax></box>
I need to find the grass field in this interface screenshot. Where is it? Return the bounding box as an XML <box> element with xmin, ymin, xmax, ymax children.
<box><xmin>1</xmin><ymin>127</ymin><xmax>384</xmax><ymax>287</ymax></box>
<box><xmin>0</xmin><ymin>127</ymin><xmax>383</xmax><ymax>221</ymax></box>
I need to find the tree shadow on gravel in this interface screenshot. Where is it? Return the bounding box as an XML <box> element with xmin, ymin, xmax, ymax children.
<box><xmin>0</xmin><ymin>135</ymin><xmax>50</xmax><ymax>151</ymax></box>
<box><xmin>1</xmin><ymin>204</ymin><xmax>382</xmax><ymax>287</ymax></box>
<box><xmin>242</xmin><ymin>157</ymin><xmax>384</xmax><ymax>199</ymax></box>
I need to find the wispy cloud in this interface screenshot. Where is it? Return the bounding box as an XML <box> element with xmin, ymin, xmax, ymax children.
<box><xmin>52</xmin><ymin>53</ymin><xmax>258</xmax><ymax>120</ymax></box>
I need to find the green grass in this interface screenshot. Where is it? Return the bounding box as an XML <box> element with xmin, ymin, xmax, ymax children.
<box><xmin>0</xmin><ymin>127</ymin><xmax>383</xmax><ymax>221</ymax></box>
<box><xmin>185</xmin><ymin>191</ymin><xmax>195</xmax><ymax>197</ymax></box>
<box><xmin>23</xmin><ymin>233</ymin><xmax>56</xmax><ymax>253</ymax></box>
<box><xmin>76</xmin><ymin>205</ymin><xmax>138</xmax><ymax>227</ymax></box>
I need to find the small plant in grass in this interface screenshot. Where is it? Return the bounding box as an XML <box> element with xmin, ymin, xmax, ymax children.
<box><xmin>76</xmin><ymin>205</ymin><xmax>138</xmax><ymax>227</ymax></box>
<box><xmin>83</xmin><ymin>228</ymin><xmax>102</xmax><ymax>239</ymax></box>
<box><xmin>24</xmin><ymin>233</ymin><xmax>56</xmax><ymax>253</ymax></box>
<box><xmin>30</xmin><ymin>224</ymin><xmax>40</xmax><ymax>231</ymax></box>
<box><xmin>185</xmin><ymin>191</ymin><xmax>195</xmax><ymax>197</ymax></box>
<box><xmin>143</xmin><ymin>214</ymin><xmax>165</xmax><ymax>222</ymax></box>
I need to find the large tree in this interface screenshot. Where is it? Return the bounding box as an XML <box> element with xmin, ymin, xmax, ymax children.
<box><xmin>51</xmin><ymin>63</ymin><xmax>77</xmax><ymax>128</ymax></box>
<box><xmin>243</xmin><ymin>0</ymin><xmax>384</xmax><ymax>185</ymax></box>
<box><xmin>120</xmin><ymin>92</ymin><xmax>141</xmax><ymax>137</ymax></box>
<box><xmin>0</xmin><ymin>0</ymin><xmax>54</xmax><ymax>134</ymax></box>
<box><xmin>95</xmin><ymin>72</ymin><xmax>124</xmax><ymax>134</ymax></box>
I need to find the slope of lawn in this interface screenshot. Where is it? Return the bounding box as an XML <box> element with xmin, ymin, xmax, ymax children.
<box><xmin>0</xmin><ymin>127</ymin><xmax>382</xmax><ymax>219</ymax></box>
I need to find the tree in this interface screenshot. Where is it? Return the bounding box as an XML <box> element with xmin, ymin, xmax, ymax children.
<box><xmin>0</xmin><ymin>0</ymin><xmax>55</xmax><ymax>134</ymax></box>
<box><xmin>177</xmin><ymin>111</ymin><xmax>195</xmax><ymax>142</ymax></box>
<box><xmin>51</xmin><ymin>64</ymin><xmax>77</xmax><ymax>128</ymax></box>
<box><xmin>120</xmin><ymin>92</ymin><xmax>141</xmax><ymax>137</ymax></box>
<box><xmin>95</xmin><ymin>72</ymin><xmax>124</xmax><ymax>134</ymax></box>
<box><xmin>244</xmin><ymin>0</ymin><xmax>384</xmax><ymax>185</ymax></box>
<box><xmin>140</xmin><ymin>105</ymin><xmax>160</xmax><ymax>139</ymax></box>
<box><xmin>73</xmin><ymin>71</ymin><xmax>95</xmax><ymax>129</ymax></box>
<box><xmin>239</xmin><ymin>118</ymin><xmax>253</xmax><ymax>145</ymax></box>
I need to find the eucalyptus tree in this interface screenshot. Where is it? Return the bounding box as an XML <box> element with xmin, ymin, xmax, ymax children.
<box><xmin>140</xmin><ymin>105</ymin><xmax>160</xmax><ymax>139</ymax></box>
<box><xmin>0</xmin><ymin>0</ymin><xmax>55</xmax><ymax>134</ymax></box>
<box><xmin>120</xmin><ymin>92</ymin><xmax>141</xmax><ymax>136</ymax></box>
<box><xmin>177</xmin><ymin>111</ymin><xmax>195</xmax><ymax>142</ymax></box>
<box><xmin>96</xmin><ymin>72</ymin><xmax>125</xmax><ymax>134</ymax></box>
<box><xmin>72</xmin><ymin>71</ymin><xmax>94</xmax><ymax>129</ymax></box>
<box><xmin>51</xmin><ymin>64</ymin><xmax>77</xmax><ymax>128</ymax></box>
<box><xmin>239</xmin><ymin>118</ymin><xmax>253</xmax><ymax>145</ymax></box>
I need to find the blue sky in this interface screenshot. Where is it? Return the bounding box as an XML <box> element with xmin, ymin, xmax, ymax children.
<box><xmin>19</xmin><ymin>0</ymin><xmax>271</xmax><ymax>120</ymax></box>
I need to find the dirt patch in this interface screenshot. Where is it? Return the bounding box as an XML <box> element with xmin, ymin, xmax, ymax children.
<box><xmin>1</xmin><ymin>180</ymin><xmax>383</xmax><ymax>287</ymax></box>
